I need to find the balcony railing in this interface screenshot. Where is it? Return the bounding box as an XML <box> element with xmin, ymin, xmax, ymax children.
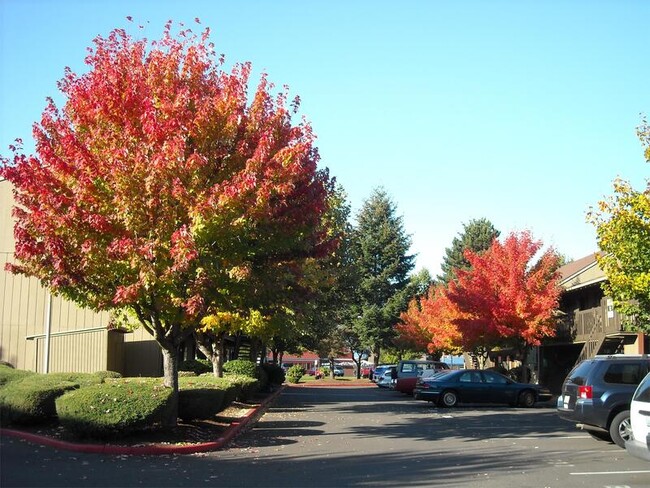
<box><xmin>558</xmin><ymin>304</ymin><xmax>625</xmax><ymax>343</ymax></box>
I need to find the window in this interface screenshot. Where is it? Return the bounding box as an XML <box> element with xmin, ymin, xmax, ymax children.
<box><xmin>604</xmin><ymin>363</ymin><xmax>647</xmax><ymax>385</ymax></box>
<box><xmin>483</xmin><ymin>371</ymin><xmax>508</xmax><ymax>384</ymax></box>
<box><xmin>459</xmin><ymin>372</ymin><xmax>482</xmax><ymax>383</ymax></box>
<box><xmin>401</xmin><ymin>363</ymin><xmax>416</xmax><ymax>373</ymax></box>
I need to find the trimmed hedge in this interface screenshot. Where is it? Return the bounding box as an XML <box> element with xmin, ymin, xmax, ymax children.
<box><xmin>1</xmin><ymin>368</ymin><xmax>264</xmax><ymax>437</ymax></box>
<box><xmin>261</xmin><ymin>363</ymin><xmax>285</xmax><ymax>385</ymax></box>
<box><xmin>223</xmin><ymin>359</ymin><xmax>258</xmax><ymax>378</ymax></box>
<box><xmin>178</xmin><ymin>376</ymin><xmax>230</xmax><ymax>421</ymax></box>
<box><xmin>179</xmin><ymin>359</ymin><xmax>212</xmax><ymax>375</ymax></box>
<box><xmin>0</xmin><ymin>364</ymin><xmax>34</xmax><ymax>387</ymax></box>
<box><xmin>0</xmin><ymin>375</ymin><xmax>78</xmax><ymax>426</ymax></box>
<box><xmin>56</xmin><ymin>378</ymin><xmax>173</xmax><ymax>439</ymax></box>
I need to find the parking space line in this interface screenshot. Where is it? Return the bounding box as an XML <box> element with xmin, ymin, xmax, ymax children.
<box><xmin>570</xmin><ymin>470</ymin><xmax>650</xmax><ymax>475</ymax></box>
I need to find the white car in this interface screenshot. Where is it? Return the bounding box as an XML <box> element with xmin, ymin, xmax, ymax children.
<box><xmin>376</xmin><ymin>366</ymin><xmax>396</xmax><ymax>388</ymax></box>
<box><xmin>626</xmin><ymin>371</ymin><xmax>650</xmax><ymax>461</ymax></box>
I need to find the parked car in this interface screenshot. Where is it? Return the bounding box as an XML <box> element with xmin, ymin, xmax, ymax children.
<box><xmin>361</xmin><ymin>366</ymin><xmax>372</xmax><ymax>378</ymax></box>
<box><xmin>392</xmin><ymin>360</ymin><xmax>450</xmax><ymax>394</ymax></box>
<box><xmin>371</xmin><ymin>365</ymin><xmax>395</xmax><ymax>383</ymax></box>
<box><xmin>556</xmin><ymin>354</ymin><xmax>650</xmax><ymax>448</ymax></box>
<box><xmin>376</xmin><ymin>366</ymin><xmax>397</xmax><ymax>388</ymax></box>
<box><xmin>333</xmin><ymin>366</ymin><xmax>345</xmax><ymax>377</ymax></box>
<box><xmin>626</xmin><ymin>371</ymin><xmax>650</xmax><ymax>460</ymax></box>
<box><xmin>413</xmin><ymin>369</ymin><xmax>552</xmax><ymax>407</ymax></box>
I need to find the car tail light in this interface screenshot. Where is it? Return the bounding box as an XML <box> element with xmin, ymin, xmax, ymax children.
<box><xmin>578</xmin><ymin>385</ymin><xmax>593</xmax><ymax>399</ymax></box>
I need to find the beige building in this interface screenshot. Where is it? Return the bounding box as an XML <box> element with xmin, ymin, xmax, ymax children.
<box><xmin>0</xmin><ymin>179</ymin><xmax>162</xmax><ymax>375</ymax></box>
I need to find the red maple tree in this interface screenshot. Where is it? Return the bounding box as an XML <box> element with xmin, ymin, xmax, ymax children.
<box><xmin>446</xmin><ymin>231</ymin><xmax>562</xmax><ymax>377</ymax></box>
<box><xmin>1</xmin><ymin>20</ymin><xmax>332</xmax><ymax>423</ymax></box>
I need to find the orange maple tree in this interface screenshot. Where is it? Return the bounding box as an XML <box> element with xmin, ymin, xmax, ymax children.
<box><xmin>397</xmin><ymin>284</ymin><xmax>463</xmax><ymax>355</ymax></box>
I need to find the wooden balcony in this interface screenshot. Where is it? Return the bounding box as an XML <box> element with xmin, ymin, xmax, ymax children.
<box><xmin>557</xmin><ymin>302</ymin><xmax>625</xmax><ymax>343</ymax></box>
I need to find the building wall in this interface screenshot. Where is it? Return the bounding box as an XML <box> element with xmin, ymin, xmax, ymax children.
<box><xmin>1</xmin><ymin>179</ymin><xmax>162</xmax><ymax>375</ymax></box>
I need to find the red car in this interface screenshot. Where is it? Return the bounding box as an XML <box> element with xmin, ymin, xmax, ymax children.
<box><xmin>392</xmin><ymin>360</ymin><xmax>450</xmax><ymax>394</ymax></box>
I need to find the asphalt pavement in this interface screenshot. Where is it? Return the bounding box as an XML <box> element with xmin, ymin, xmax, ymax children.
<box><xmin>2</xmin><ymin>383</ymin><xmax>650</xmax><ymax>487</ymax></box>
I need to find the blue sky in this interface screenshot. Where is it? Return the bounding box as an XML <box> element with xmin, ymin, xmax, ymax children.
<box><xmin>1</xmin><ymin>1</ymin><xmax>648</xmax><ymax>276</ymax></box>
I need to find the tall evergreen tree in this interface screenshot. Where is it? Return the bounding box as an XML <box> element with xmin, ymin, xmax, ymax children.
<box><xmin>353</xmin><ymin>188</ymin><xmax>415</xmax><ymax>365</ymax></box>
<box><xmin>438</xmin><ymin>218</ymin><xmax>500</xmax><ymax>284</ymax></box>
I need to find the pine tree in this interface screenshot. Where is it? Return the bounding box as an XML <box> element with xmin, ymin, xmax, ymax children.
<box><xmin>353</xmin><ymin>188</ymin><xmax>415</xmax><ymax>365</ymax></box>
<box><xmin>438</xmin><ymin>218</ymin><xmax>500</xmax><ymax>284</ymax></box>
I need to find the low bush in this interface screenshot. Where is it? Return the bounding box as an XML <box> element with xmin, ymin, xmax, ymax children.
<box><xmin>0</xmin><ymin>375</ymin><xmax>78</xmax><ymax>426</ymax></box>
<box><xmin>56</xmin><ymin>378</ymin><xmax>172</xmax><ymax>439</ymax></box>
<box><xmin>223</xmin><ymin>359</ymin><xmax>258</xmax><ymax>378</ymax></box>
<box><xmin>261</xmin><ymin>363</ymin><xmax>285</xmax><ymax>385</ymax></box>
<box><xmin>94</xmin><ymin>370</ymin><xmax>123</xmax><ymax>382</ymax></box>
<box><xmin>286</xmin><ymin>365</ymin><xmax>305</xmax><ymax>384</ymax></box>
<box><xmin>43</xmin><ymin>372</ymin><xmax>105</xmax><ymax>387</ymax></box>
<box><xmin>0</xmin><ymin>364</ymin><xmax>34</xmax><ymax>386</ymax></box>
<box><xmin>178</xmin><ymin>376</ymin><xmax>229</xmax><ymax>421</ymax></box>
<box><xmin>179</xmin><ymin>358</ymin><xmax>212</xmax><ymax>375</ymax></box>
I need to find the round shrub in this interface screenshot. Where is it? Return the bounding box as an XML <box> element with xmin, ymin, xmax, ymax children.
<box><xmin>223</xmin><ymin>359</ymin><xmax>258</xmax><ymax>378</ymax></box>
<box><xmin>261</xmin><ymin>363</ymin><xmax>285</xmax><ymax>385</ymax></box>
<box><xmin>179</xmin><ymin>358</ymin><xmax>212</xmax><ymax>375</ymax></box>
<box><xmin>56</xmin><ymin>378</ymin><xmax>172</xmax><ymax>439</ymax></box>
<box><xmin>286</xmin><ymin>365</ymin><xmax>305</xmax><ymax>384</ymax></box>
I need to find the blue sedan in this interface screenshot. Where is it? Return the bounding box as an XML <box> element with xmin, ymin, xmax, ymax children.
<box><xmin>413</xmin><ymin>369</ymin><xmax>552</xmax><ymax>408</ymax></box>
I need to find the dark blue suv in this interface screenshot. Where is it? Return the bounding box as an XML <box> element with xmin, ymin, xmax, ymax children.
<box><xmin>557</xmin><ymin>355</ymin><xmax>650</xmax><ymax>448</ymax></box>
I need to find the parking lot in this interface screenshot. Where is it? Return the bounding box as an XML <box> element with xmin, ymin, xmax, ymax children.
<box><xmin>3</xmin><ymin>384</ymin><xmax>650</xmax><ymax>487</ymax></box>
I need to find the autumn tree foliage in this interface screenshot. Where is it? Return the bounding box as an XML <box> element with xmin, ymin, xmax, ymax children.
<box><xmin>0</xmin><ymin>20</ymin><xmax>331</xmax><ymax>423</ymax></box>
<box><xmin>588</xmin><ymin>121</ymin><xmax>650</xmax><ymax>331</ymax></box>
<box><xmin>445</xmin><ymin>231</ymin><xmax>562</xmax><ymax>378</ymax></box>
<box><xmin>396</xmin><ymin>283</ymin><xmax>463</xmax><ymax>356</ymax></box>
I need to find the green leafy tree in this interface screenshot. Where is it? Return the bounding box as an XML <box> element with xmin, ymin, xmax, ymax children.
<box><xmin>588</xmin><ymin>123</ymin><xmax>650</xmax><ymax>330</ymax></box>
<box><xmin>353</xmin><ymin>188</ymin><xmax>415</xmax><ymax>366</ymax></box>
<box><xmin>296</xmin><ymin>185</ymin><xmax>361</xmax><ymax>363</ymax></box>
<box><xmin>438</xmin><ymin>218</ymin><xmax>500</xmax><ymax>284</ymax></box>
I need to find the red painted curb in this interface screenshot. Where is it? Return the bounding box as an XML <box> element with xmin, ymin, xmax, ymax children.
<box><xmin>0</xmin><ymin>386</ymin><xmax>284</xmax><ymax>456</ymax></box>
<box><xmin>290</xmin><ymin>382</ymin><xmax>376</xmax><ymax>387</ymax></box>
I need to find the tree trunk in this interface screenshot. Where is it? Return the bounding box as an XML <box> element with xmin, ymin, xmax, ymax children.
<box><xmin>353</xmin><ymin>356</ymin><xmax>362</xmax><ymax>379</ymax></box>
<box><xmin>160</xmin><ymin>346</ymin><xmax>179</xmax><ymax>427</ymax></box>
<box><xmin>194</xmin><ymin>331</ymin><xmax>225</xmax><ymax>378</ymax></box>
<box><xmin>519</xmin><ymin>347</ymin><xmax>530</xmax><ymax>383</ymax></box>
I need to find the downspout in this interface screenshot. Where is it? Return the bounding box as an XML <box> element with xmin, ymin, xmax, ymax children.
<box><xmin>43</xmin><ymin>291</ymin><xmax>52</xmax><ymax>373</ymax></box>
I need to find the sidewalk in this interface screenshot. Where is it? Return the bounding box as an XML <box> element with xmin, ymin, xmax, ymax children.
<box><xmin>0</xmin><ymin>386</ymin><xmax>285</xmax><ymax>456</ymax></box>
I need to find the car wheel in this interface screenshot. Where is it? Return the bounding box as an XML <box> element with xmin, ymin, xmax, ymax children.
<box><xmin>439</xmin><ymin>390</ymin><xmax>458</xmax><ymax>407</ymax></box>
<box><xmin>609</xmin><ymin>410</ymin><xmax>633</xmax><ymax>449</ymax></box>
<box><xmin>518</xmin><ymin>390</ymin><xmax>536</xmax><ymax>408</ymax></box>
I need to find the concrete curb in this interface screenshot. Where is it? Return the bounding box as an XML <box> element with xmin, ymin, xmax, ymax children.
<box><xmin>0</xmin><ymin>386</ymin><xmax>285</xmax><ymax>456</ymax></box>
